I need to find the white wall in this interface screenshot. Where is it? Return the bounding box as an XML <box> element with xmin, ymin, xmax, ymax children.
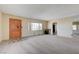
<box><xmin>1</xmin><ymin>13</ymin><xmax>48</xmax><ymax>40</ymax></box>
<box><xmin>22</xmin><ymin>18</ymin><xmax>47</xmax><ymax>37</ymax></box>
<box><xmin>48</xmin><ymin>17</ymin><xmax>79</xmax><ymax>38</ymax></box>
<box><xmin>0</xmin><ymin>12</ymin><xmax>2</xmax><ymax>41</ymax></box>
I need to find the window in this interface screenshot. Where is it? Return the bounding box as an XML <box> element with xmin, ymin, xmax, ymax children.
<box><xmin>39</xmin><ymin>23</ymin><xmax>42</xmax><ymax>30</ymax></box>
<box><xmin>31</xmin><ymin>23</ymin><xmax>42</xmax><ymax>31</ymax></box>
<box><xmin>72</xmin><ymin>25</ymin><xmax>77</xmax><ymax>30</ymax></box>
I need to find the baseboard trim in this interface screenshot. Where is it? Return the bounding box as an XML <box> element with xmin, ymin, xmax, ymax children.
<box><xmin>22</xmin><ymin>34</ymin><xmax>44</xmax><ymax>39</ymax></box>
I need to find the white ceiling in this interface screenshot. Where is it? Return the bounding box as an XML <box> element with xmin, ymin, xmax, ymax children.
<box><xmin>0</xmin><ymin>4</ymin><xmax>79</xmax><ymax>20</ymax></box>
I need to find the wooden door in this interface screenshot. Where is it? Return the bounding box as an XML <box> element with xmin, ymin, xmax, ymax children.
<box><xmin>9</xmin><ymin>18</ymin><xmax>22</xmax><ymax>40</ymax></box>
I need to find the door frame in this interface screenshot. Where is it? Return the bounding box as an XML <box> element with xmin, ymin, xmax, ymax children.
<box><xmin>52</xmin><ymin>23</ymin><xmax>57</xmax><ymax>35</ymax></box>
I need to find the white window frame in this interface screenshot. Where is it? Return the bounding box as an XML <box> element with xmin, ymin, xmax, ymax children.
<box><xmin>31</xmin><ymin>23</ymin><xmax>42</xmax><ymax>31</ymax></box>
<box><xmin>72</xmin><ymin>25</ymin><xmax>77</xmax><ymax>30</ymax></box>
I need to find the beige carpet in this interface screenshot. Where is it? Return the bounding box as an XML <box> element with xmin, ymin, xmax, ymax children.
<box><xmin>0</xmin><ymin>35</ymin><xmax>79</xmax><ymax>54</ymax></box>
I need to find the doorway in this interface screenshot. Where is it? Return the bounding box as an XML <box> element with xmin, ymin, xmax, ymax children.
<box><xmin>9</xmin><ymin>18</ymin><xmax>22</xmax><ymax>40</ymax></box>
<box><xmin>72</xmin><ymin>22</ymin><xmax>79</xmax><ymax>36</ymax></box>
<box><xmin>52</xmin><ymin>23</ymin><xmax>57</xmax><ymax>35</ymax></box>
